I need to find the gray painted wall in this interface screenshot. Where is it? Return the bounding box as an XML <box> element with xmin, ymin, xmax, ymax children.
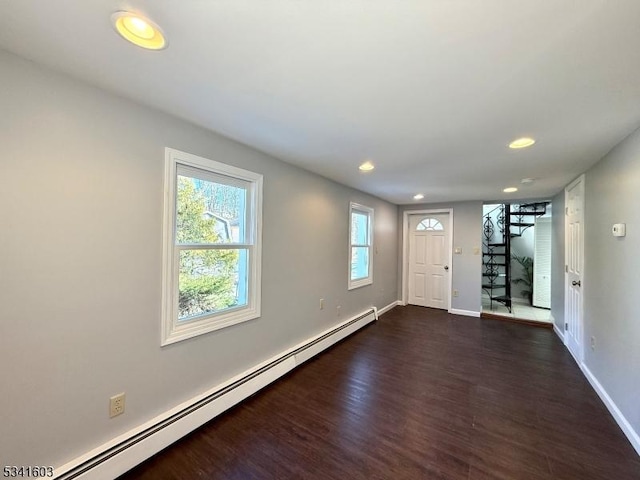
<box><xmin>0</xmin><ymin>51</ymin><xmax>398</xmax><ymax>467</ymax></box>
<box><xmin>550</xmin><ymin>192</ymin><xmax>565</xmax><ymax>331</ymax></box>
<box><xmin>398</xmin><ymin>201</ymin><xmax>483</xmax><ymax>313</ymax></box>
<box><xmin>583</xmin><ymin>126</ymin><xmax>640</xmax><ymax>437</ymax></box>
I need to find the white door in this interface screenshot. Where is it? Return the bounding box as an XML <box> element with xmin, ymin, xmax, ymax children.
<box><xmin>533</xmin><ymin>216</ymin><xmax>551</xmax><ymax>308</ymax></box>
<box><xmin>565</xmin><ymin>175</ymin><xmax>584</xmax><ymax>362</ymax></box>
<box><xmin>408</xmin><ymin>214</ymin><xmax>450</xmax><ymax>309</ymax></box>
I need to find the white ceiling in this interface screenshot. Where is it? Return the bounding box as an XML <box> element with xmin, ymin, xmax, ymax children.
<box><xmin>2</xmin><ymin>1</ymin><xmax>640</xmax><ymax>204</ymax></box>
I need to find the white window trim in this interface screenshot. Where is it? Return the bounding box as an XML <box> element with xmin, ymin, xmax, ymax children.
<box><xmin>348</xmin><ymin>202</ymin><xmax>374</xmax><ymax>290</ymax></box>
<box><xmin>161</xmin><ymin>148</ymin><xmax>263</xmax><ymax>346</ymax></box>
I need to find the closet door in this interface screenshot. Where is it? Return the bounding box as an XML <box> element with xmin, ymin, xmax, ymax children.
<box><xmin>533</xmin><ymin>217</ymin><xmax>551</xmax><ymax>308</ymax></box>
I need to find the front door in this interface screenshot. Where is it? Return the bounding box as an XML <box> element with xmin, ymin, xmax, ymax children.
<box><xmin>408</xmin><ymin>214</ymin><xmax>450</xmax><ymax>309</ymax></box>
<box><xmin>565</xmin><ymin>175</ymin><xmax>584</xmax><ymax>362</ymax></box>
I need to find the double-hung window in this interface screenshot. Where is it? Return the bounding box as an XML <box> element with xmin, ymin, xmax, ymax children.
<box><xmin>162</xmin><ymin>148</ymin><xmax>262</xmax><ymax>345</ymax></box>
<box><xmin>348</xmin><ymin>202</ymin><xmax>374</xmax><ymax>289</ymax></box>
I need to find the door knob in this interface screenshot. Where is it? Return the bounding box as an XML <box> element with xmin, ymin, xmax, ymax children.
<box><xmin>444</xmin><ymin>265</ymin><xmax>449</xmax><ymax>271</ymax></box>
<box><xmin>572</xmin><ymin>280</ymin><xmax>581</xmax><ymax>287</ymax></box>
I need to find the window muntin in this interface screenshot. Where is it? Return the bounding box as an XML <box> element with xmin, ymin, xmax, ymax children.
<box><xmin>416</xmin><ymin>218</ymin><xmax>444</xmax><ymax>231</ymax></box>
<box><xmin>349</xmin><ymin>202</ymin><xmax>374</xmax><ymax>289</ymax></box>
<box><xmin>162</xmin><ymin>148</ymin><xmax>262</xmax><ymax>345</ymax></box>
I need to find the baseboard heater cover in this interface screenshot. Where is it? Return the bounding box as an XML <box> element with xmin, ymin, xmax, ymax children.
<box><xmin>54</xmin><ymin>307</ymin><xmax>378</xmax><ymax>480</ymax></box>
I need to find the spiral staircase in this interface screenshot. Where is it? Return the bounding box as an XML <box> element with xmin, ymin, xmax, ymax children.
<box><xmin>482</xmin><ymin>202</ymin><xmax>549</xmax><ymax>312</ymax></box>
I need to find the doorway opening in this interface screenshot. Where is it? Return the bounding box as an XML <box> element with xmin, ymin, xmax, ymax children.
<box><xmin>481</xmin><ymin>202</ymin><xmax>552</xmax><ymax>324</ymax></box>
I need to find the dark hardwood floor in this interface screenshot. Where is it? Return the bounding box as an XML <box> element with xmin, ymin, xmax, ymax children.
<box><xmin>119</xmin><ymin>306</ymin><xmax>640</xmax><ymax>480</ymax></box>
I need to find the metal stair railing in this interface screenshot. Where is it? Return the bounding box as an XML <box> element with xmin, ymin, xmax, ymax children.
<box><xmin>482</xmin><ymin>204</ymin><xmax>511</xmax><ymax>312</ymax></box>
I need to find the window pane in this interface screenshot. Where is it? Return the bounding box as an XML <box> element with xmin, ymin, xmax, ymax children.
<box><xmin>178</xmin><ymin>248</ymin><xmax>249</xmax><ymax>321</ymax></box>
<box><xmin>177</xmin><ymin>174</ymin><xmax>247</xmax><ymax>244</ymax></box>
<box><xmin>417</xmin><ymin>218</ymin><xmax>443</xmax><ymax>231</ymax></box>
<box><xmin>350</xmin><ymin>246</ymin><xmax>370</xmax><ymax>281</ymax></box>
<box><xmin>351</xmin><ymin>211</ymin><xmax>369</xmax><ymax>245</ymax></box>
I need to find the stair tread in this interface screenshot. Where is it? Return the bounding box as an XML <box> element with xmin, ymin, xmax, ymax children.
<box><xmin>483</xmin><ymin>252</ymin><xmax>506</xmax><ymax>256</ymax></box>
<box><xmin>483</xmin><ymin>283</ymin><xmax>506</xmax><ymax>289</ymax></box>
<box><xmin>488</xmin><ymin>243</ymin><xmax>507</xmax><ymax>247</ymax></box>
<box><xmin>511</xmin><ymin>222</ymin><xmax>535</xmax><ymax>227</ymax></box>
<box><xmin>483</xmin><ymin>262</ymin><xmax>507</xmax><ymax>266</ymax></box>
<box><xmin>510</xmin><ymin>211</ymin><xmax>546</xmax><ymax>216</ymax></box>
<box><xmin>483</xmin><ymin>273</ymin><xmax>506</xmax><ymax>277</ymax></box>
<box><xmin>492</xmin><ymin>295</ymin><xmax>512</xmax><ymax>301</ymax></box>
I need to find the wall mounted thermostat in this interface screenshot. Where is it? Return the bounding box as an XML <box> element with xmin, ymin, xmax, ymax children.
<box><xmin>612</xmin><ymin>223</ymin><xmax>626</xmax><ymax>237</ymax></box>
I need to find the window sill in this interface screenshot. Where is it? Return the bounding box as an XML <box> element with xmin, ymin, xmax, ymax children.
<box><xmin>348</xmin><ymin>278</ymin><xmax>373</xmax><ymax>291</ymax></box>
<box><xmin>162</xmin><ymin>305</ymin><xmax>260</xmax><ymax>346</ymax></box>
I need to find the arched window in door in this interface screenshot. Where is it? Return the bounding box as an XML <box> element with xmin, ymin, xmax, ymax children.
<box><xmin>416</xmin><ymin>218</ymin><xmax>444</xmax><ymax>231</ymax></box>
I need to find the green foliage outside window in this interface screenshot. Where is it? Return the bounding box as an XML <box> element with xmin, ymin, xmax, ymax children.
<box><xmin>177</xmin><ymin>177</ymin><xmax>239</xmax><ymax>319</ymax></box>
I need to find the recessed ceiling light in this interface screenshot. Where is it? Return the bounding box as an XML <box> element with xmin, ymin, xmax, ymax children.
<box><xmin>413</xmin><ymin>194</ymin><xmax>424</xmax><ymax>200</ymax></box>
<box><xmin>503</xmin><ymin>187</ymin><xmax>518</xmax><ymax>193</ymax></box>
<box><xmin>359</xmin><ymin>161</ymin><xmax>375</xmax><ymax>172</ymax></box>
<box><xmin>112</xmin><ymin>11</ymin><xmax>167</xmax><ymax>50</ymax></box>
<box><xmin>509</xmin><ymin>137</ymin><xmax>536</xmax><ymax>149</ymax></box>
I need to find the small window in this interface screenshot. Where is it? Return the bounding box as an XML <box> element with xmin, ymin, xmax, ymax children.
<box><xmin>416</xmin><ymin>218</ymin><xmax>444</xmax><ymax>231</ymax></box>
<box><xmin>162</xmin><ymin>148</ymin><xmax>262</xmax><ymax>345</ymax></box>
<box><xmin>349</xmin><ymin>202</ymin><xmax>374</xmax><ymax>289</ymax></box>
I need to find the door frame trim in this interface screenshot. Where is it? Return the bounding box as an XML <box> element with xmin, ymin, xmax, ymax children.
<box><xmin>401</xmin><ymin>208</ymin><xmax>454</xmax><ymax>310</ymax></box>
<box><xmin>564</xmin><ymin>174</ymin><xmax>585</xmax><ymax>363</ymax></box>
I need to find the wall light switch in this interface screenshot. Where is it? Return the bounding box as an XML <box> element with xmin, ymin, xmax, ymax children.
<box><xmin>473</xmin><ymin>247</ymin><xmax>480</xmax><ymax>255</ymax></box>
<box><xmin>454</xmin><ymin>247</ymin><xmax>462</xmax><ymax>254</ymax></box>
<box><xmin>612</xmin><ymin>223</ymin><xmax>626</xmax><ymax>237</ymax></box>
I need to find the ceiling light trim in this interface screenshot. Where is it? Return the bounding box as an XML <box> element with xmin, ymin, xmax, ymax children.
<box><xmin>358</xmin><ymin>161</ymin><xmax>375</xmax><ymax>172</ymax></box>
<box><xmin>111</xmin><ymin>11</ymin><xmax>168</xmax><ymax>50</ymax></box>
<box><xmin>509</xmin><ymin>137</ymin><xmax>536</xmax><ymax>149</ymax></box>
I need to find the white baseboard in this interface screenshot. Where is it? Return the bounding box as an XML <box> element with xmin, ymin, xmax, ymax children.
<box><xmin>54</xmin><ymin>308</ymin><xmax>377</xmax><ymax>480</ymax></box>
<box><xmin>449</xmin><ymin>308</ymin><xmax>481</xmax><ymax>317</ymax></box>
<box><xmin>551</xmin><ymin>316</ymin><xmax>565</xmax><ymax>342</ymax></box>
<box><xmin>377</xmin><ymin>300</ymin><xmax>400</xmax><ymax>316</ymax></box>
<box><xmin>580</xmin><ymin>364</ymin><xmax>640</xmax><ymax>457</ymax></box>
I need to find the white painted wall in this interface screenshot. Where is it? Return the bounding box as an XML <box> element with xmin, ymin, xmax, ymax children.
<box><xmin>582</xmin><ymin>126</ymin><xmax>640</xmax><ymax>438</ymax></box>
<box><xmin>398</xmin><ymin>201</ymin><xmax>483</xmax><ymax>313</ymax></box>
<box><xmin>0</xmin><ymin>50</ymin><xmax>398</xmax><ymax>468</ymax></box>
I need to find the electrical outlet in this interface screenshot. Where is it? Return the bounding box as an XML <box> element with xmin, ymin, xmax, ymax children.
<box><xmin>320</xmin><ymin>298</ymin><xmax>324</xmax><ymax>310</ymax></box>
<box><xmin>110</xmin><ymin>393</ymin><xmax>126</xmax><ymax>418</ymax></box>
<box><xmin>453</xmin><ymin>289</ymin><xmax>459</xmax><ymax>297</ymax></box>
<box><xmin>591</xmin><ymin>336</ymin><xmax>596</xmax><ymax>350</ymax></box>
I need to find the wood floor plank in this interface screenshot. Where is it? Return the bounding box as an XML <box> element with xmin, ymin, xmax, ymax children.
<box><xmin>119</xmin><ymin>306</ymin><xmax>640</xmax><ymax>480</ymax></box>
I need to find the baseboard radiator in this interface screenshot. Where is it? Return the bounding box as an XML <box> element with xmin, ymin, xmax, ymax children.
<box><xmin>55</xmin><ymin>308</ymin><xmax>378</xmax><ymax>480</ymax></box>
